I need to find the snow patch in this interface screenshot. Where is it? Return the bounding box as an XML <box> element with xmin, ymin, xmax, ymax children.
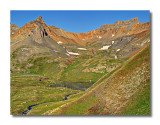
<box><xmin>82</xmin><ymin>39</ymin><xmax>85</xmax><ymax>40</ymax></box>
<box><xmin>115</xmin><ymin>55</ymin><xmax>117</xmax><ymax>59</ymax></box>
<box><xmin>77</xmin><ymin>48</ymin><xmax>87</xmax><ymax>50</ymax></box>
<box><xmin>112</xmin><ymin>34</ymin><xmax>115</xmax><ymax>37</ymax></box>
<box><xmin>98</xmin><ymin>36</ymin><xmax>102</xmax><ymax>39</ymax></box>
<box><xmin>65</xmin><ymin>53</ymin><xmax>70</xmax><ymax>56</ymax></box>
<box><xmin>99</xmin><ymin>45</ymin><xmax>110</xmax><ymax>50</ymax></box>
<box><xmin>112</xmin><ymin>41</ymin><xmax>115</xmax><ymax>44</ymax></box>
<box><xmin>67</xmin><ymin>51</ymin><xmax>79</xmax><ymax>56</ymax></box>
<box><xmin>54</xmin><ymin>50</ymin><xmax>58</xmax><ymax>52</ymax></box>
<box><xmin>117</xmin><ymin>49</ymin><xmax>120</xmax><ymax>52</ymax></box>
<box><xmin>57</xmin><ymin>41</ymin><xmax>63</xmax><ymax>44</ymax></box>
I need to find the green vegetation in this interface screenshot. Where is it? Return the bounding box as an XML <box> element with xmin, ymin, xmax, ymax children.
<box><xmin>120</xmin><ymin>79</ymin><xmax>150</xmax><ymax>115</ymax></box>
<box><xmin>10</xmin><ymin>74</ymin><xmax>80</xmax><ymax>115</ymax></box>
<box><xmin>11</xmin><ymin>55</ymin><xmax>125</xmax><ymax>115</ymax></box>
<box><xmin>28</xmin><ymin>92</ymin><xmax>84</xmax><ymax>115</ymax></box>
<box><xmin>64</xmin><ymin>95</ymin><xmax>99</xmax><ymax>115</ymax></box>
<box><xmin>12</xmin><ymin>54</ymin><xmax>126</xmax><ymax>83</ymax></box>
<box><xmin>10</xmin><ymin>42</ymin><xmax>150</xmax><ymax>115</ymax></box>
<box><xmin>50</xmin><ymin>45</ymin><xmax>150</xmax><ymax>115</ymax></box>
<box><xmin>49</xmin><ymin>82</ymin><xmax>95</xmax><ymax>91</ymax></box>
<box><xmin>10</xmin><ymin>16</ymin><xmax>150</xmax><ymax>116</ymax></box>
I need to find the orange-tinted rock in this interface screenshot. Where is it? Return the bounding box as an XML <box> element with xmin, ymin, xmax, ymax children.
<box><xmin>11</xmin><ymin>16</ymin><xmax>150</xmax><ymax>47</ymax></box>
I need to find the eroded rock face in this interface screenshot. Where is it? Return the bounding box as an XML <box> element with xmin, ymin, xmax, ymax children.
<box><xmin>10</xmin><ymin>24</ymin><xmax>19</xmax><ymax>35</ymax></box>
<box><xmin>30</xmin><ymin>23</ymin><xmax>48</xmax><ymax>44</ymax></box>
<box><xmin>11</xmin><ymin>16</ymin><xmax>150</xmax><ymax>46</ymax></box>
<box><xmin>10</xmin><ymin>16</ymin><xmax>68</xmax><ymax>63</ymax></box>
<box><xmin>34</xmin><ymin>16</ymin><xmax>44</xmax><ymax>24</ymax></box>
<box><xmin>29</xmin><ymin>16</ymin><xmax>49</xmax><ymax>44</ymax></box>
<box><xmin>51</xmin><ymin>17</ymin><xmax>148</xmax><ymax>46</ymax></box>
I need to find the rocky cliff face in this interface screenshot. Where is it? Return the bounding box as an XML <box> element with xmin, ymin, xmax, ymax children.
<box><xmin>11</xmin><ymin>16</ymin><xmax>68</xmax><ymax>63</ymax></box>
<box><xmin>10</xmin><ymin>24</ymin><xmax>19</xmax><ymax>36</ymax></box>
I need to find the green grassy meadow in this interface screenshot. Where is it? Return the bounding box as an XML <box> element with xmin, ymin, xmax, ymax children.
<box><xmin>10</xmin><ymin>44</ymin><xmax>150</xmax><ymax>115</ymax></box>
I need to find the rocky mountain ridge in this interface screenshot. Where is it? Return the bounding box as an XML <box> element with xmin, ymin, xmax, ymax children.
<box><xmin>11</xmin><ymin>16</ymin><xmax>150</xmax><ymax>45</ymax></box>
<box><xmin>10</xmin><ymin>16</ymin><xmax>150</xmax><ymax>62</ymax></box>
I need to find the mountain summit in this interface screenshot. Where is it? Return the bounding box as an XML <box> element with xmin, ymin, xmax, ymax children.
<box><xmin>114</xmin><ymin>17</ymin><xmax>139</xmax><ymax>25</ymax></box>
<box><xmin>33</xmin><ymin>16</ymin><xmax>45</xmax><ymax>24</ymax></box>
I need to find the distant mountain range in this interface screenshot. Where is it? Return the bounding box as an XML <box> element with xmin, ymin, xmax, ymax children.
<box><xmin>11</xmin><ymin>16</ymin><xmax>150</xmax><ymax>62</ymax></box>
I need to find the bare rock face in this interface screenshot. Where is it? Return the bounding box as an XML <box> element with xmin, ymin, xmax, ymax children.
<box><xmin>45</xmin><ymin>17</ymin><xmax>149</xmax><ymax>46</ymax></box>
<box><xmin>10</xmin><ymin>24</ymin><xmax>19</xmax><ymax>35</ymax></box>
<box><xmin>30</xmin><ymin>22</ymin><xmax>48</xmax><ymax>44</ymax></box>
<box><xmin>33</xmin><ymin>16</ymin><xmax>45</xmax><ymax>24</ymax></box>
<box><xmin>114</xmin><ymin>17</ymin><xmax>139</xmax><ymax>25</ymax></box>
<box><xmin>11</xmin><ymin>16</ymin><xmax>68</xmax><ymax>63</ymax></box>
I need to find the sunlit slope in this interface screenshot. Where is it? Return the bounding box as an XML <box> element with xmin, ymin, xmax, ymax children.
<box><xmin>49</xmin><ymin>44</ymin><xmax>150</xmax><ymax>115</ymax></box>
<box><xmin>10</xmin><ymin>74</ymin><xmax>81</xmax><ymax>115</ymax></box>
<box><xmin>12</xmin><ymin>55</ymin><xmax>126</xmax><ymax>84</ymax></box>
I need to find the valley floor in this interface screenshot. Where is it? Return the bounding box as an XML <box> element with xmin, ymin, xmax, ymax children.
<box><xmin>10</xmin><ymin>44</ymin><xmax>150</xmax><ymax>115</ymax></box>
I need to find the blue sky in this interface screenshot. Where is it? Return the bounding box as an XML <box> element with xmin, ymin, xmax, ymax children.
<box><xmin>11</xmin><ymin>10</ymin><xmax>150</xmax><ymax>33</ymax></box>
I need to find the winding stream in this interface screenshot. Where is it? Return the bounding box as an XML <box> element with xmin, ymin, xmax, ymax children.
<box><xmin>22</xmin><ymin>93</ymin><xmax>76</xmax><ymax>115</ymax></box>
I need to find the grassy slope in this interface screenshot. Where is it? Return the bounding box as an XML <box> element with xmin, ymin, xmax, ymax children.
<box><xmin>12</xmin><ymin>54</ymin><xmax>126</xmax><ymax>83</ymax></box>
<box><xmin>11</xmin><ymin>56</ymin><xmax>125</xmax><ymax>115</ymax></box>
<box><xmin>28</xmin><ymin>92</ymin><xmax>84</xmax><ymax>115</ymax></box>
<box><xmin>120</xmin><ymin>79</ymin><xmax>150</xmax><ymax>115</ymax></box>
<box><xmin>10</xmin><ymin>74</ymin><xmax>80</xmax><ymax>115</ymax></box>
<box><xmin>49</xmin><ymin>44</ymin><xmax>150</xmax><ymax>115</ymax></box>
<box><xmin>11</xmin><ymin>44</ymin><xmax>149</xmax><ymax>115</ymax></box>
<box><xmin>27</xmin><ymin>65</ymin><xmax>121</xmax><ymax>115</ymax></box>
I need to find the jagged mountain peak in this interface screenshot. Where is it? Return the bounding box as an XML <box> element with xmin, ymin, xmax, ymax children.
<box><xmin>114</xmin><ymin>17</ymin><xmax>139</xmax><ymax>25</ymax></box>
<box><xmin>100</xmin><ymin>17</ymin><xmax>139</xmax><ymax>30</ymax></box>
<box><xmin>33</xmin><ymin>16</ymin><xmax>45</xmax><ymax>24</ymax></box>
<box><xmin>11</xmin><ymin>24</ymin><xmax>18</xmax><ymax>28</ymax></box>
<box><xmin>11</xmin><ymin>16</ymin><xmax>150</xmax><ymax>50</ymax></box>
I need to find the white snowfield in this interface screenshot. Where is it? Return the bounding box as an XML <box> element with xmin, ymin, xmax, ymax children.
<box><xmin>65</xmin><ymin>53</ymin><xmax>70</xmax><ymax>56</ymax></box>
<box><xmin>112</xmin><ymin>41</ymin><xmax>115</xmax><ymax>44</ymax></box>
<box><xmin>77</xmin><ymin>48</ymin><xmax>87</xmax><ymax>50</ymax></box>
<box><xmin>57</xmin><ymin>41</ymin><xmax>63</xmax><ymax>44</ymax></box>
<box><xmin>54</xmin><ymin>50</ymin><xmax>58</xmax><ymax>52</ymax></box>
<box><xmin>98</xmin><ymin>36</ymin><xmax>102</xmax><ymax>39</ymax></box>
<box><xmin>67</xmin><ymin>51</ymin><xmax>79</xmax><ymax>55</ymax></box>
<box><xmin>99</xmin><ymin>45</ymin><xmax>110</xmax><ymax>50</ymax></box>
<box><xmin>117</xmin><ymin>49</ymin><xmax>120</xmax><ymax>51</ymax></box>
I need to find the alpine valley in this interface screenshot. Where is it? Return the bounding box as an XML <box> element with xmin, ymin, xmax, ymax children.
<box><xmin>10</xmin><ymin>16</ymin><xmax>150</xmax><ymax>115</ymax></box>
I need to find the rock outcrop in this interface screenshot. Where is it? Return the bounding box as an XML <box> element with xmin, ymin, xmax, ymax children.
<box><xmin>11</xmin><ymin>16</ymin><xmax>68</xmax><ymax>63</ymax></box>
